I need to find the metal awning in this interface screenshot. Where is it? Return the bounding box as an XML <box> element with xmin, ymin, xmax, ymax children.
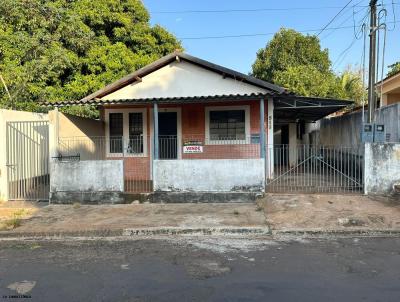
<box><xmin>273</xmin><ymin>95</ymin><xmax>352</xmax><ymax>122</ymax></box>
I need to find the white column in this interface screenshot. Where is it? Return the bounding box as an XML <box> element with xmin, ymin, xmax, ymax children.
<box><xmin>266</xmin><ymin>98</ymin><xmax>274</xmax><ymax>178</ymax></box>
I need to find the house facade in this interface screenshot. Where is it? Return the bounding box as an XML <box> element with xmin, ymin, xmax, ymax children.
<box><xmin>46</xmin><ymin>52</ymin><xmax>350</xmax><ymax>203</ymax></box>
<box><xmin>377</xmin><ymin>71</ymin><xmax>400</xmax><ymax>107</ymax></box>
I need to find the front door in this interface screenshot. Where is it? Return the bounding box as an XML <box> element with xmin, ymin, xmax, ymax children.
<box><xmin>158</xmin><ymin>112</ymin><xmax>178</xmax><ymax>159</ymax></box>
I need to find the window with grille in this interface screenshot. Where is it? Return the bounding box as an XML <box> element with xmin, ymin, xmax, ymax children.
<box><xmin>209</xmin><ymin>110</ymin><xmax>246</xmax><ymax>141</ymax></box>
<box><xmin>128</xmin><ymin>112</ymin><xmax>143</xmax><ymax>154</ymax></box>
<box><xmin>109</xmin><ymin>113</ymin><xmax>123</xmax><ymax>153</ymax></box>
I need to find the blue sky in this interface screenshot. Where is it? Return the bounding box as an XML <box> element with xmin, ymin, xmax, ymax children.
<box><xmin>143</xmin><ymin>0</ymin><xmax>399</xmax><ymax>77</ymax></box>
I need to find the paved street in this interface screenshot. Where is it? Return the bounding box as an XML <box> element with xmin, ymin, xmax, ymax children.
<box><xmin>1</xmin><ymin>236</ymin><xmax>400</xmax><ymax>301</ymax></box>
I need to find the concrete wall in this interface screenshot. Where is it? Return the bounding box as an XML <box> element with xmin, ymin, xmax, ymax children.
<box><xmin>48</xmin><ymin>110</ymin><xmax>105</xmax><ymax>161</ymax></box>
<box><xmin>50</xmin><ymin>160</ymin><xmax>124</xmax><ymax>203</ymax></box>
<box><xmin>364</xmin><ymin>143</ymin><xmax>400</xmax><ymax>196</ymax></box>
<box><xmin>0</xmin><ymin>109</ymin><xmax>48</xmax><ymax>201</ymax></box>
<box><xmin>154</xmin><ymin>159</ymin><xmax>265</xmax><ymax>192</ymax></box>
<box><xmin>304</xmin><ymin>103</ymin><xmax>400</xmax><ymax>150</ymax></box>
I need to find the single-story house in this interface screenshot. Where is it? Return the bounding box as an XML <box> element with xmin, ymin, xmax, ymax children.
<box><xmin>376</xmin><ymin>70</ymin><xmax>400</xmax><ymax>107</ymax></box>
<box><xmin>45</xmin><ymin>52</ymin><xmax>351</xmax><ymax>203</ymax></box>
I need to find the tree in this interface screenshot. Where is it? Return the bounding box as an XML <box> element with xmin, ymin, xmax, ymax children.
<box><xmin>387</xmin><ymin>61</ymin><xmax>400</xmax><ymax>77</ymax></box>
<box><xmin>0</xmin><ymin>0</ymin><xmax>182</xmax><ymax>116</ymax></box>
<box><xmin>251</xmin><ymin>28</ymin><xmax>364</xmax><ymax>102</ymax></box>
<box><xmin>337</xmin><ymin>66</ymin><xmax>366</xmax><ymax>105</ymax></box>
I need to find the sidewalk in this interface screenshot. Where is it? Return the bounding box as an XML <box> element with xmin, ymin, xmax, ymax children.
<box><xmin>258</xmin><ymin>194</ymin><xmax>400</xmax><ymax>235</ymax></box>
<box><xmin>0</xmin><ymin>202</ymin><xmax>268</xmax><ymax>237</ymax></box>
<box><xmin>1</xmin><ymin>194</ymin><xmax>399</xmax><ymax>238</ymax></box>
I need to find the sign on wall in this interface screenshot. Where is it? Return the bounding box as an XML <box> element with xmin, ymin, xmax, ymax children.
<box><xmin>183</xmin><ymin>141</ymin><xmax>203</xmax><ymax>153</ymax></box>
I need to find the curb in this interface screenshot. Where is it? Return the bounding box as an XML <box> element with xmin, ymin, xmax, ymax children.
<box><xmin>2</xmin><ymin>227</ymin><xmax>400</xmax><ymax>240</ymax></box>
<box><xmin>272</xmin><ymin>229</ymin><xmax>400</xmax><ymax>237</ymax></box>
<box><xmin>122</xmin><ymin>226</ymin><xmax>271</xmax><ymax>236</ymax></box>
<box><xmin>0</xmin><ymin>226</ymin><xmax>271</xmax><ymax>239</ymax></box>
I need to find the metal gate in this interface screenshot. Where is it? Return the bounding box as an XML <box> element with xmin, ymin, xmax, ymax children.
<box><xmin>266</xmin><ymin>145</ymin><xmax>364</xmax><ymax>193</ymax></box>
<box><xmin>6</xmin><ymin>121</ymin><xmax>50</xmax><ymax>200</ymax></box>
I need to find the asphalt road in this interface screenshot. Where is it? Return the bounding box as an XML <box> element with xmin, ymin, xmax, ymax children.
<box><xmin>1</xmin><ymin>236</ymin><xmax>400</xmax><ymax>302</ymax></box>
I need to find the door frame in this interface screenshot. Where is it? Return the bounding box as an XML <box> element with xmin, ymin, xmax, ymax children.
<box><xmin>150</xmin><ymin>107</ymin><xmax>182</xmax><ymax>159</ymax></box>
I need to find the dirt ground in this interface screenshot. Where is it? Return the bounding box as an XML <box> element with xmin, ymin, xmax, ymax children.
<box><xmin>259</xmin><ymin>194</ymin><xmax>400</xmax><ymax>231</ymax></box>
<box><xmin>1</xmin><ymin>203</ymin><xmax>266</xmax><ymax>234</ymax></box>
<box><xmin>0</xmin><ymin>201</ymin><xmax>41</xmax><ymax>230</ymax></box>
<box><xmin>1</xmin><ymin>194</ymin><xmax>400</xmax><ymax>234</ymax></box>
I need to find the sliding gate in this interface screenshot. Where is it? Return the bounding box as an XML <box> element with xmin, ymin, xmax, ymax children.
<box><xmin>6</xmin><ymin>121</ymin><xmax>50</xmax><ymax>200</ymax></box>
<box><xmin>266</xmin><ymin>145</ymin><xmax>364</xmax><ymax>193</ymax></box>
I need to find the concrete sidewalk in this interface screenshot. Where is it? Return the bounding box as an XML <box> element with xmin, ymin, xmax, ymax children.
<box><xmin>0</xmin><ymin>202</ymin><xmax>268</xmax><ymax>237</ymax></box>
<box><xmin>1</xmin><ymin>194</ymin><xmax>400</xmax><ymax>238</ymax></box>
<box><xmin>258</xmin><ymin>194</ymin><xmax>400</xmax><ymax>234</ymax></box>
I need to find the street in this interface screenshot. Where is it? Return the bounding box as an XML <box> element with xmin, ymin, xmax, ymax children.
<box><xmin>1</xmin><ymin>236</ymin><xmax>400</xmax><ymax>301</ymax></box>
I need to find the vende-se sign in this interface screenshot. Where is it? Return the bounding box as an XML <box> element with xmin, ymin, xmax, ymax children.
<box><xmin>183</xmin><ymin>145</ymin><xmax>203</xmax><ymax>153</ymax></box>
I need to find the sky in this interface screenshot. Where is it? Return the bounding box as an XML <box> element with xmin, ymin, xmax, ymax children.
<box><xmin>143</xmin><ymin>0</ymin><xmax>399</xmax><ymax>78</ymax></box>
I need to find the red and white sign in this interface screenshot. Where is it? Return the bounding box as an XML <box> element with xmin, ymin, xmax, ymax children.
<box><xmin>183</xmin><ymin>145</ymin><xmax>203</xmax><ymax>153</ymax></box>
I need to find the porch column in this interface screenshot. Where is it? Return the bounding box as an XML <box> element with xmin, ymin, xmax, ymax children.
<box><xmin>259</xmin><ymin>98</ymin><xmax>266</xmax><ymax>159</ymax></box>
<box><xmin>267</xmin><ymin>97</ymin><xmax>274</xmax><ymax>178</ymax></box>
<box><xmin>153</xmin><ymin>103</ymin><xmax>159</xmax><ymax>160</ymax></box>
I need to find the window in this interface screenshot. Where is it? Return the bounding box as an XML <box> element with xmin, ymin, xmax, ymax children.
<box><xmin>109</xmin><ymin>113</ymin><xmax>123</xmax><ymax>153</ymax></box>
<box><xmin>210</xmin><ymin>110</ymin><xmax>245</xmax><ymax>140</ymax></box>
<box><xmin>205</xmin><ymin>106</ymin><xmax>250</xmax><ymax>144</ymax></box>
<box><xmin>106</xmin><ymin>109</ymin><xmax>147</xmax><ymax>156</ymax></box>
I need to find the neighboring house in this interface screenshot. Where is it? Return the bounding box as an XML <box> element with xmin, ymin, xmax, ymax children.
<box><xmin>42</xmin><ymin>52</ymin><xmax>350</xmax><ymax>203</ymax></box>
<box><xmin>377</xmin><ymin>71</ymin><xmax>400</xmax><ymax>107</ymax></box>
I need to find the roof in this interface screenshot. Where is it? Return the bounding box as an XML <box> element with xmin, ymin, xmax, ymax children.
<box><xmin>273</xmin><ymin>95</ymin><xmax>352</xmax><ymax>122</ymax></box>
<box><xmin>45</xmin><ymin>92</ymin><xmax>351</xmax><ymax>123</ymax></box>
<box><xmin>45</xmin><ymin>92</ymin><xmax>281</xmax><ymax>107</ymax></box>
<box><xmin>376</xmin><ymin>69</ymin><xmax>400</xmax><ymax>86</ymax></box>
<box><xmin>80</xmin><ymin>51</ymin><xmax>286</xmax><ymax>102</ymax></box>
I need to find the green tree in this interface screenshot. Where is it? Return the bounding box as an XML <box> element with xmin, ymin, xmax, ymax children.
<box><xmin>387</xmin><ymin>61</ymin><xmax>400</xmax><ymax>77</ymax></box>
<box><xmin>0</xmin><ymin>0</ymin><xmax>182</xmax><ymax>116</ymax></box>
<box><xmin>337</xmin><ymin>66</ymin><xmax>366</xmax><ymax>105</ymax></box>
<box><xmin>251</xmin><ymin>28</ymin><xmax>363</xmax><ymax>101</ymax></box>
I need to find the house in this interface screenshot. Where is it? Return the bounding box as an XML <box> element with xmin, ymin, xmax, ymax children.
<box><xmin>377</xmin><ymin>70</ymin><xmax>400</xmax><ymax>107</ymax></box>
<box><xmin>43</xmin><ymin>52</ymin><xmax>351</xmax><ymax>203</ymax></box>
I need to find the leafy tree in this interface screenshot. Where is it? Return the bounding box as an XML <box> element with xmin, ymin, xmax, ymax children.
<box><xmin>0</xmin><ymin>0</ymin><xmax>182</xmax><ymax>116</ymax></box>
<box><xmin>252</xmin><ymin>28</ymin><xmax>331</xmax><ymax>85</ymax></box>
<box><xmin>337</xmin><ymin>66</ymin><xmax>366</xmax><ymax>105</ymax></box>
<box><xmin>387</xmin><ymin>61</ymin><xmax>400</xmax><ymax>77</ymax></box>
<box><xmin>251</xmin><ymin>28</ymin><xmax>364</xmax><ymax>104</ymax></box>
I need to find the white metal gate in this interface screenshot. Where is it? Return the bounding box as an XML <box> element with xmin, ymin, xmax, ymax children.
<box><xmin>6</xmin><ymin>121</ymin><xmax>50</xmax><ymax>200</ymax></box>
<box><xmin>266</xmin><ymin>145</ymin><xmax>364</xmax><ymax>193</ymax></box>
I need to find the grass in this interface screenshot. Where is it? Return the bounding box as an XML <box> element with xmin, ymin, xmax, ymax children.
<box><xmin>0</xmin><ymin>209</ymin><xmax>27</xmax><ymax>231</ymax></box>
<box><xmin>233</xmin><ymin>210</ymin><xmax>240</xmax><ymax>215</ymax></box>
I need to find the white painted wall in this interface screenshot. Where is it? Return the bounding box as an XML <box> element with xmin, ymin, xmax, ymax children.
<box><xmin>0</xmin><ymin>110</ymin><xmax>48</xmax><ymax>201</ymax></box>
<box><xmin>102</xmin><ymin>61</ymin><xmax>269</xmax><ymax>100</ymax></box>
<box><xmin>364</xmin><ymin>143</ymin><xmax>400</xmax><ymax>195</ymax></box>
<box><xmin>50</xmin><ymin>160</ymin><xmax>124</xmax><ymax>193</ymax></box>
<box><xmin>154</xmin><ymin>159</ymin><xmax>265</xmax><ymax>192</ymax></box>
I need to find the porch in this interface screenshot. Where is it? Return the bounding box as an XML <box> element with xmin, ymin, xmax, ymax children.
<box><xmin>49</xmin><ymin>97</ymin><xmax>270</xmax><ymax>203</ymax></box>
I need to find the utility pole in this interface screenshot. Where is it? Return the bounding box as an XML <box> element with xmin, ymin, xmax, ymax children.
<box><xmin>367</xmin><ymin>0</ymin><xmax>378</xmax><ymax>123</ymax></box>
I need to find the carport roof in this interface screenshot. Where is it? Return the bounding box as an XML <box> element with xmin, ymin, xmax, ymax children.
<box><xmin>273</xmin><ymin>95</ymin><xmax>352</xmax><ymax>122</ymax></box>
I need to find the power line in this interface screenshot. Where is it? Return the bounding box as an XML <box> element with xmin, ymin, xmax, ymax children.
<box><xmin>317</xmin><ymin>0</ymin><xmax>354</xmax><ymax>36</ymax></box>
<box><xmin>150</xmin><ymin>2</ymin><xmax>398</xmax><ymax>14</ymax></box>
<box><xmin>178</xmin><ymin>20</ymin><xmax>399</xmax><ymax>40</ymax></box>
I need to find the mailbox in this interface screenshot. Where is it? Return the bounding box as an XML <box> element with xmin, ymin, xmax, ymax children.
<box><xmin>374</xmin><ymin>124</ymin><xmax>386</xmax><ymax>142</ymax></box>
<box><xmin>361</xmin><ymin>123</ymin><xmax>374</xmax><ymax>142</ymax></box>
